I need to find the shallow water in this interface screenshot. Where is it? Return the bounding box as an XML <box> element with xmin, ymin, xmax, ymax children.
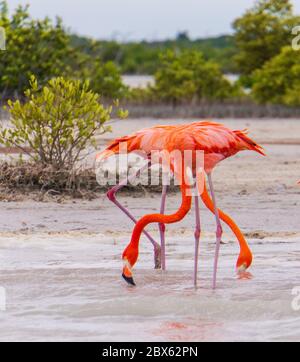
<box><xmin>0</xmin><ymin>232</ymin><xmax>299</xmax><ymax>341</ymax></box>
<box><xmin>0</xmin><ymin>116</ymin><xmax>300</xmax><ymax>341</ymax></box>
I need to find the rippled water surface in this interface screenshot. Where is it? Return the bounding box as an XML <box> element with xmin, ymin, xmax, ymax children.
<box><xmin>0</xmin><ymin>232</ymin><xmax>299</xmax><ymax>342</ymax></box>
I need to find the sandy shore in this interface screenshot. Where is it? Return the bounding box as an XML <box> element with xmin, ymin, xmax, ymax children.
<box><xmin>0</xmin><ymin>118</ymin><xmax>299</xmax><ymax>341</ymax></box>
<box><xmin>1</xmin><ymin>118</ymin><xmax>299</xmax><ymax>235</ymax></box>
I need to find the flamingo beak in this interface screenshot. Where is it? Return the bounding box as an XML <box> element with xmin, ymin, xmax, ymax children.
<box><xmin>122</xmin><ymin>260</ymin><xmax>136</xmax><ymax>286</ymax></box>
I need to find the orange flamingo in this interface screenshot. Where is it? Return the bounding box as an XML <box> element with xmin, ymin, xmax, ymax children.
<box><xmin>98</xmin><ymin>121</ymin><xmax>265</xmax><ymax>288</ymax></box>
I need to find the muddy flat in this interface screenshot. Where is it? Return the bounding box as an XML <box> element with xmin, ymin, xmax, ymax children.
<box><xmin>0</xmin><ymin>118</ymin><xmax>299</xmax><ymax>341</ymax></box>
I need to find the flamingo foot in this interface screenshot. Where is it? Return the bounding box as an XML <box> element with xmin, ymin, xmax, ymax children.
<box><xmin>236</xmin><ymin>263</ymin><xmax>248</xmax><ymax>274</ymax></box>
<box><xmin>237</xmin><ymin>270</ymin><xmax>253</xmax><ymax>280</ymax></box>
<box><xmin>154</xmin><ymin>246</ymin><xmax>162</xmax><ymax>270</ymax></box>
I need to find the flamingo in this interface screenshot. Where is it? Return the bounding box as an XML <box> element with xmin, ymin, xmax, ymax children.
<box><xmin>98</xmin><ymin>121</ymin><xmax>265</xmax><ymax>288</ymax></box>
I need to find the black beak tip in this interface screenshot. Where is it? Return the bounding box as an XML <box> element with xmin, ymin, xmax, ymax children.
<box><xmin>122</xmin><ymin>273</ymin><xmax>136</xmax><ymax>286</ymax></box>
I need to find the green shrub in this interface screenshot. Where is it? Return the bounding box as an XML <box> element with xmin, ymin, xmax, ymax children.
<box><xmin>0</xmin><ymin>76</ymin><xmax>126</xmax><ymax>169</ymax></box>
<box><xmin>0</xmin><ymin>1</ymin><xmax>73</xmax><ymax>98</ymax></box>
<box><xmin>153</xmin><ymin>50</ymin><xmax>235</xmax><ymax>105</ymax></box>
<box><xmin>252</xmin><ymin>46</ymin><xmax>300</xmax><ymax>105</ymax></box>
<box><xmin>233</xmin><ymin>0</ymin><xmax>300</xmax><ymax>85</ymax></box>
<box><xmin>125</xmin><ymin>87</ymin><xmax>156</xmax><ymax>104</ymax></box>
<box><xmin>89</xmin><ymin>61</ymin><xmax>128</xmax><ymax>99</ymax></box>
<box><xmin>0</xmin><ymin>1</ymin><xmax>127</xmax><ymax>100</ymax></box>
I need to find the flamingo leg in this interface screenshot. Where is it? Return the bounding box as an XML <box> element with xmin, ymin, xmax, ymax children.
<box><xmin>194</xmin><ymin>195</ymin><xmax>201</xmax><ymax>287</ymax></box>
<box><xmin>207</xmin><ymin>173</ymin><xmax>223</xmax><ymax>290</ymax></box>
<box><xmin>106</xmin><ymin>162</ymin><xmax>161</xmax><ymax>269</ymax></box>
<box><xmin>159</xmin><ymin>185</ymin><xmax>167</xmax><ymax>271</ymax></box>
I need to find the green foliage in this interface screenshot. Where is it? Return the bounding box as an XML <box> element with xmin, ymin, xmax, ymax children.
<box><xmin>153</xmin><ymin>51</ymin><xmax>236</xmax><ymax>104</ymax></box>
<box><xmin>252</xmin><ymin>46</ymin><xmax>300</xmax><ymax>105</ymax></box>
<box><xmin>125</xmin><ymin>87</ymin><xmax>156</xmax><ymax>104</ymax></box>
<box><xmin>0</xmin><ymin>76</ymin><xmax>122</xmax><ymax>169</ymax></box>
<box><xmin>0</xmin><ymin>1</ymin><xmax>126</xmax><ymax>100</ymax></box>
<box><xmin>89</xmin><ymin>61</ymin><xmax>128</xmax><ymax>99</ymax></box>
<box><xmin>233</xmin><ymin>0</ymin><xmax>300</xmax><ymax>83</ymax></box>
<box><xmin>2</xmin><ymin>0</ymin><xmax>300</xmax><ymax>107</ymax></box>
<box><xmin>70</xmin><ymin>35</ymin><xmax>238</xmax><ymax>75</ymax></box>
<box><xmin>0</xmin><ymin>1</ymin><xmax>72</xmax><ymax>98</ymax></box>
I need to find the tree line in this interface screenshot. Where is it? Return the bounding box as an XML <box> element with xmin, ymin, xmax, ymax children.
<box><xmin>1</xmin><ymin>0</ymin><xmax>300</xmax><ymax>106</ymax></box>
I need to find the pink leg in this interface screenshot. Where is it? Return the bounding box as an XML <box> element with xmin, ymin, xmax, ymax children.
<box><xmin>106</xmin><ymin>162</ymin><xmax>161</xmax><ymax>269</ymax></box>
<box><xmin>207</xmin><ymin>173</ymin><xmax>223</xmax><ymax>289</ymax></box>
<box><xmin>159</xmin><ymin>186</ymin><xmax>167</xmax><ymax>271</ymax></box>
<box><xmin>194</xmin><ymin>195</ymin><xmax>201</xmax><ymax>287</ymax></box>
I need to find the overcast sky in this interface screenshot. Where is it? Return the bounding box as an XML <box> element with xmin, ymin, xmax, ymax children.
<box><xmin>7</xmin><ymin>0</ymin><xmax>300</xmax><ymax>41</ymax></box>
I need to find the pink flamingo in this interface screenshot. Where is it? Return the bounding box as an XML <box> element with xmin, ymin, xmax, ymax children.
<box><xmin>99</xmin><ymin>121</ymin><xmax>265</xmax><ymax>288</ymax></box>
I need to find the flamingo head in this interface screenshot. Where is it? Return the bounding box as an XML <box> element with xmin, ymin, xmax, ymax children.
<box><xmin>236</xmin><ymin>250</ymin><xmax>253</xmax><ymax>274</ymax></box>
<box><xmin>122</xmin><ymin>247</ymin><xmax>138</xmax><ymax>286</ymax></box>
<box><xmin>122</xmin><ymin>259</ymin><xmax>136</xmax><ymax>286</ymax></box>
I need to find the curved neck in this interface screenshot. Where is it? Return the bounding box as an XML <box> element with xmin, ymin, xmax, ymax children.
<box><xmin>201</xmin><ymin>181</ymin><xmax>251</xmax><ymax>256</ymax></box>
<box><xmin>131</xmin><ymin>183</ymin><xmax>192</xmax><ymax>249</ymax></box>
